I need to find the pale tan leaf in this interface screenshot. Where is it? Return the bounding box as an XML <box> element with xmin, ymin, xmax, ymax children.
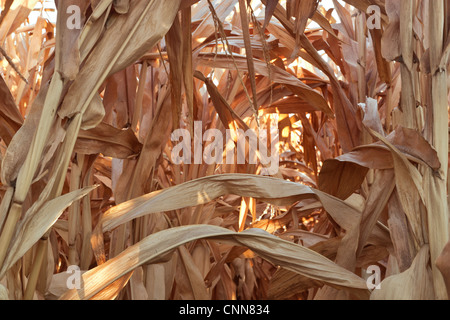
<box><xmin>48</xmin><ymin>269</ymin><xmax>87</xmax><ymax>298</ymax></box>
<box><xmin>129</xmin><ymin>267</ymin><xmax>148</xmax><ymax>300</ymax></box>
<box><xmin>371</xmin><ymin>245</ymin><xmax>435</xmax><ymax>300</ymax></box>
<box><xmin>178</xmin><ymin>246</ymin><xmax>210</xmax><ymax>300</ymax></box>
<box><xmin>0</xmin><ymin>185</ymin><xmax>97</xmax><ymax>277</ymax></box>
<box><xmin>98</xmin><ymin>174</ymin><xmax>363</xmax><ymax>233</ymax></box>
<box><xmin>197</xmin><ymin>53</ymin><xmax>334</xmax><ymax>117</ymax></box>
<box><xmin>60</xmin><ymin>225</ymin><xmax>369</xmax><ymax>300</ymax></box>
<box><xmin>81</xmin><ymin>93</ymin><xmax>105</xmax><ymax>130</ymax></box>
<box><xmin>58</xmin><ymin>0</ymin><xmax>182</xmax><ymax>120</ymax></box>
<box><xmin>368</xmin><ymin>128</ymin><xmax>426</xmax><ymax>245</ymax></box>
<box><xmin>0</xmin><ymin>284</ymin><xmax>8</xmax><ymax>300</ymax></box>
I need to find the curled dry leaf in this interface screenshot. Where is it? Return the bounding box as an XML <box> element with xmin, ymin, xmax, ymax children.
<box><xmin>58</xmin><ymin>0</ymin><xmax>182</xmax><ymax>120</ymax></box>
<box><xmin>0</xmin><ymin>185</ymin><xmax>97</xmax><ymax>278</ymax></box>
<box><xmin>62</xmin><ymin>225</ymin><xmax>369</xmax><ymax>300</ymax></box>
<box><xmin>197</xmin><ymin>53</ymin><xmax>334</xmax><ymax>117</ymax></box>
<box><xmin>370</xmin><ymin>245</ymin><xmax>435</xmax><ymax>300</ymax></box>
<box><xmin>81</xmin><ymin>93</ymin><xmax>105</xmax><ymax>130</ymax></box>
<box><xmin>97</xmin><ymin>174</ymin><xmax>364</xmax><ymax>233</ymax></box>
<box><xmin>1</xmin><ymin>82</ymin><xmax>49</xmax><ymax>186</ymax></box>
<box><xmin>76</xmin><ymin>123</ymin><xmax>142</xmax><ymax>159</ymax></box>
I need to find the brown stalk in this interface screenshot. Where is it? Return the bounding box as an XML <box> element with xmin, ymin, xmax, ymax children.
<box><xmin>426</xmin><ymin>0</ymin><xmax>449</xmax><ymax>300</ymax></box>
<box><xmin>399</xmin><ymin>0</ymin><xmax>418</xmax><ymax>129</ymax></box>
<box><xmin>238</xmin><ymin>0</ymin><xmax>259</xmax><ymax>121</ymax></box>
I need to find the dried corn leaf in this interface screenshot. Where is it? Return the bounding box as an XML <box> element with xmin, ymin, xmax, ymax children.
<box><xmin>0</xmin><ymin>0</ymin><xmax>39</xmax><ymax>42</ymax></box>
<box><xmin>98</xmin><ymin>174</ymin><xmax>363</xmax><ymax>233</ymax></box>
<box><xmin>197</xmin><ymin>53</ymin><xmax>334</xmax><ymax>117</ymax></box>
<box><xmin>369</xmin><ymin>129</ymin><xmax>425</xmax><ymax>245</ymax></box>
<box><xmin>371</xmin><ymin>245</ymin><xmax>435</xmax><ymax>300</ymax></box>
<box><xmin>80</xmin><ymin>93</ymin><xmax>105</xmax><ymax>130</ymax></box>
<box><xmin>62</xmin><ymin>225</ymin><xmax>369</xmax><ymax>300</ymax></box>
<box><xmin>0</xmin><ymin>185</ymin><xmax>97</xmax><ymax>277</ymax></box>
<box><xmin>58</xmin><ymin>0</ymin><xmax>181</xmax><ymax>120</ymax></box>
<box><xmin>178</xmin><ymin>246</ymin><xmax>210</xmax><ymax>300</ymax></box>
<box><xmin>75</xmin><ymin>123</ymin><xmax>142</xmax><ymax>158</ymax></box>
<box><xmin>1</xmin><ymin>82</ymin><xmax>49</xmax><ymax>185</ymax></box>
<box><xmin>318</xmin><ymin>160</ymin><xmax>368</xmax><ymax>200</ymax></box>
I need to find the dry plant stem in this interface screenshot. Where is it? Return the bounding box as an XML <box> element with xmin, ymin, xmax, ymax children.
<box><xmin>206</xmin><ymin>0</ymin><xmax>254</xmax><ymax>114</ymax></box>
<box><xmin>6</xmin><ymin>261</ymin><xmax>22</xmax><ymax>300</ymax></box>
<box><xmin>80</xmin><ymin>158</ymin><xmax>94</xmax><ymax>270</ymax></box>
<box><xmin>238</xmin><ymin>0</ymin><xmax>259</xmax><ymax>120</ymax></box>
<box><xmin>181</xmin><ymin>6</ymin><xmax>194</xmax><ymax>136</ymax></box>
<box><xmin>47</xmin><ymin>115</ymin><xmax>83</xmax><ymax>202</ymax></box>
<box><xmin>132</xmin><ymin>61</ymin><xmax>147</xmax><ymax>133</ymax></box>
<box><xmin>111</xmin><ymin>224</ymin><xmax>127</xmax><ymax>258</ymax></box>
<box><xmin>0</xmin><ymin>46</ymin><xmax>28</xmax><ymax>84</ymax></box>
<box><xmin>68</xmin><ymin>155</ymin><xmax>85</xmax><ymax>266</ymax></box>
<box><xmin>0</xmin><ymin>203</ymin><xmax>21</xmax><ymax>267</ymax></box>
<box><xmin>385</xmin><ymin>76</ymin><xmax>393</xmax><ymax>132</ymax></box>
<box><xmin>238</xmin><ymin>197</ymin><xmax>249</xmax><ymax>232</ymax></box>
<box><xmin>357</xmin><ymin>170</ymin><xmax>396</xmax><ymax>256</ymax></box>
<box><xmin>427</xmin><ymin>0</ymin><xmax>449</xmax><ymax>300</ymax></box>
<box><xmin>20</xmin><ymin>114</ymin><xmax>87</xmax><ymax>289</ymax></box>
<box><xmin>14</xmin><ymin>73</ymin><xmax>64</xmax><ymax>204</ymax></box>
<box><xmin>0</xmin><ymin>72</ymin><xmax>64</xmax><ymax>268</ymax></box>
<box><xmin>23</xmin><ymin>235</ymin><xmax>48</xmax><ymax>300</ymax></box>
<box><xmin>0</xmin><ymin>187</ymin><xmax>13</xmax><ymax>232</ymax></box>
<box><xmin>399</xmin><ymin>0</ymin><xmax>417</xmax><ymax>129</ymax></box>
<box><xmin>356</xmin><ymin>10</ymin><xmax>366</xmax><ymax>103</ymax></box>
<box><xmin>356</xmin><ymin>10</ymin><xmax>374</xmax><ymax>184</ymax></box>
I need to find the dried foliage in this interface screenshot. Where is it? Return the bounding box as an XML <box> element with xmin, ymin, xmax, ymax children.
<box><xmin>0</xmin><ymin>0</ymin><xmax>448</xmax><ymax>300</ymax></box>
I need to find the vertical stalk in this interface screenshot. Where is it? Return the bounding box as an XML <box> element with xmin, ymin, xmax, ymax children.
<box><xmin>0</xmin><ymin>73</ymin><xmax>64</xmax><ymax>270</ymax></box>
<box><xmin>80</xmin><ymin>155</ymin><xmax>94</xmax><ymax>270</ymax></box>
<box><xmin>0</xmin><ymin>203</ymin><xmax>22</xmax><ymax>267</ymax></box>
<box><xmin>23</xmin><ymin>235</ymin><xmax>48</xmax><ymax>300</ymax></box>
<box><xmin>181</xmin><ymin>5</ymin><xmax>194</xmax><ymax>137</ymax></box>
<box><xmin>238</xmin><ymin>0</ymin><xmax>259</xmax><ymax>121</ymax></box>
<box><xmin>356</xmin><ymin>10</ymin><xmax>367</xmax><ymax>104</ymax></box>
<box><xmin>0</xmin><ymin>187</ymin><xmax>14</xmax><ymax>232</ymax></box>
<box><xmin>68</xmin><ymin>155</ymin><xmax>84</xmax><ymax>266</ymax></box>
<box><xmin>399</xmin><ymin>0</ymin><xmax>417</xmax><ymax>129</ymax></box>
<box><xmin>427</xmin><ymin>0</ymin><xmax>449</xmax><ymax>300</ymax></box>
<box><xmin>132</xmin><ymin>61</ymin><xmax>148</xmax><ymax>133</ymax></box>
